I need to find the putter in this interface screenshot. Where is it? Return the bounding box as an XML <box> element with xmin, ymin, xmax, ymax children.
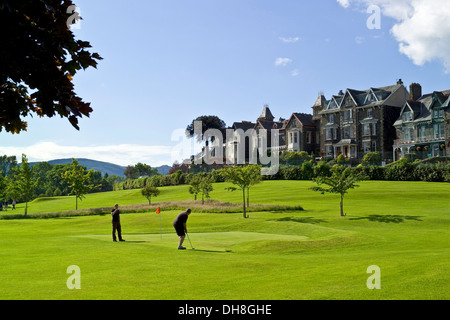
<box><xmin>186</xmin><ymin>232</ymin><xmax>195</xmax><ymax>250</ymax></box>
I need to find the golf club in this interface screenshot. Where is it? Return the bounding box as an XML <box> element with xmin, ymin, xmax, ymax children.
<box><xmin>186</xmin><ymin>232</ymin><xmax>195</xmax><ymax>250</ymax></box>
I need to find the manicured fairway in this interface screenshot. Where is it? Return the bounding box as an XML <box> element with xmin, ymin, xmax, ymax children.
<box><xmin>0</xmin><ymin>181</ymin><xmax>449</xmax><ymax>300</ymax></box>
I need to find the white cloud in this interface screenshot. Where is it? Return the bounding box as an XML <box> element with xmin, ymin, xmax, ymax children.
<box><xmin>279</xmin><ymin>36</ymin><xmax>300</xmax><ymax>43</ymax></box>
<box><xmin>275</xmin><ymin>57</ymin><xmax>293</xmax><ymax>67</ymax></box>
<box><xmin>0</xmin><ymin>142</ymin><xmax>174</xmax><ymax>167</ymax></box>
<box><xmin>337</xmin><ymin>0</ymin><xmax>350</xmax><ymax>8</ymax></box>
<box><xmin>338</xmin><ymin>0</ymin><xmax>450</xmax><ymax>73</ymax></box>
<box><xmin>291</xmin><ymin>69</ymin><xmax>300</xmax><ymax>77</ymax></box>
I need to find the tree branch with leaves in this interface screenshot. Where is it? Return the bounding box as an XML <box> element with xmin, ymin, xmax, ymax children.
<box><xmin>311</xmin><ymin>166</ymin><xmax>361</xmax><ymax>217</ymax></box>
<box><xmin>62</xmin><ymin>159</ymin><xmax>99</xmax><ymax>210</ymax></box>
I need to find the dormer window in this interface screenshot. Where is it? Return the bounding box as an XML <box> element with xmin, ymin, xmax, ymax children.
<box><xmin>367</xmin><ymin>108</ymin><xmax>373</xmax><ymax>118</ymax></box>
<box><xmin>366</xmin><ymin>92</ymin><xmax>376</xmax><ymax>103</ymax></box>
<box><xmin>403</xmin><ymin>111</ymin><xmax>413</xmax><ymax>122</ymax></box>
<box><xmin>345</xmin><ymin>98</ymin><xmax>352</xmax><ymax>107</ymax></box>
<box><xmin>433</xmin><ymin>108</ymin><xmax>444</xmax><ymax>119</ymax></box>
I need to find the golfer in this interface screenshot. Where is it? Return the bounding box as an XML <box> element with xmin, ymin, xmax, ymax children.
<box><xmin>173</xmin><ymin>209</ymin><xmax>192</xmax><ymax>250</ymax></box>
<box><xmin>111</xmin><ymin>204</ymin><xmax>125</xmax><ymax>242</ymax></box>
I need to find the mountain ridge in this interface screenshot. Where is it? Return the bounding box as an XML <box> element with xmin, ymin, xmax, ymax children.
<box><xmin>28</xmin><ymin>158</ymin><xmax>171</xmax><ymax>177</ymax></box>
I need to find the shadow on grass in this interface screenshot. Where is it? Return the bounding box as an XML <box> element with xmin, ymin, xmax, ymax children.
<box><xmin>191</xmin><ymin>249</ymin><xmax>233</xmax><ymax>254</ymax></box>
<box><xmin>349</xmin><ymin>215</ymin><xmax>423</xmax><ymax>223</ymax></box>
<box><xmin>269</xmin><ymin>216</ymin><xmax>328</xmax><ymax>224</ymax></box>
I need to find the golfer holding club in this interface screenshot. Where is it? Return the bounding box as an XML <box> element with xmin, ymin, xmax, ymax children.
<box><xmin>173</xmin><ymin>209</ymin><xmax>192</xmax><ymax>250</ymax></box>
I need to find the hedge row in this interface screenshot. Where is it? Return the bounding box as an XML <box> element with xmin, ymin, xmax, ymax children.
<box><xmin>115</xmin><ymin>159</ymin><xmax>450</xmax><ymax>191</ymax></box>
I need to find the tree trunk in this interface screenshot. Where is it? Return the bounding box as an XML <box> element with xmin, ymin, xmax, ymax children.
<box><xmin>25</xmin><ymin>201</ymin><xmax>28</xmax><ymax>216</ymax></box>
<box><xmin>242</xmin><ymin>189</ymin><xmax>247</xmax><ymax>219</ymax></box>
<box><xmin>340</xmin><ymin>194</ymin><xmax>345</xmax><ymax>217</ymax></box>
<box><xmin>148</xmin><ymin>197</ymin><xmax>151</xmax><ymax>205</ymax></box>
<box><xmin>246</xmin><ymin>187</ymin><xmax>250</xmax><ymax>208</ymax></box>
<box><xmin>76</xmin><ymin>197</ymin><xmax>78</xmax><ymax>211</ymax></box>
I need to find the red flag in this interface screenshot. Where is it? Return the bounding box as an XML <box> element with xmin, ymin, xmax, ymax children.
<box><xmin>156</xmin><ymin>207</ymin><xmax>161</xmax><ymax>214</ymax></box>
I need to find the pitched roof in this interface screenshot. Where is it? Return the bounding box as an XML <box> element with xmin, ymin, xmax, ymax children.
<box><xmin>256</xmin><ymin>119</ymin><xmax>286</xmax><ymax>131</ymax></box>
<box><xmin>258</xmin><ymin>105</ymin><xmax>275</xmax><ymax>121</ymax></box>
<box><xmin>322</xmin><ymin>83</ymin><xmax>403</xmax><ymax>111</ymax></box>
<box><xmin>232</xmin><ymin>121</ymin><xmax>255</xmax><ymax>131</ymax></box>
<box><xmin>292</xmin><ymin>113</ymin><xmax>315</xmax><ymax>127</ymax></box>
<box><xmin>394</xmin><ymin>91</ymin><xmax>443</xmax><ymax>126</ymax></box>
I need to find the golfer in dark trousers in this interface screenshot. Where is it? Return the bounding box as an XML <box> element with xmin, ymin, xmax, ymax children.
<box><xmin>111</xmin><ymin>204</ymin><xmax>125</xmax><ymax>242</ymax></box>
<box><xmin>173</xmin><ymin>209</ymin><xmax>192</xmax><ymax>250</ymax></box>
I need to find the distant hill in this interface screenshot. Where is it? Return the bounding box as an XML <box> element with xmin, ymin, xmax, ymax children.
<box><xmin>28</xmin><ymin>159</ymin><xmax>170</xmax><ymax>177</ymax></box>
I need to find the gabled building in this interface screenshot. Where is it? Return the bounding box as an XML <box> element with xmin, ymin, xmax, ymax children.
<box><xmin>285</xmin><ymin>113</ymin><xmax>317</xmax><ymax>154</ymax></box>
<box><xmin>393</xmin><ymin>84</ymin><xmax>450</xmax><ymax>160</ymax></box>
<box><xmin>254</xmin><ymin>105</ymin><xmax>287</xmax><ymax>153</ymax></box>
<box><xmin>313</xmin><ymin>80</ymin><xmax>409</xmax><ymax>161</ymax></box>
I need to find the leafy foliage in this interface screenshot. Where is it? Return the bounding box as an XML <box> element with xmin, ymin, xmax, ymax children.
<box><xmin>186</xmin><ymin>115</ymin><xmax>226</xmax><ymax>142</ymax></box>
<box><xmin>222</xmin><ymin>165</ymin><xmax>262</xmax><ymax>218</ymax></box>
<box><xmin>62</xmin><ymin>159</ymin><xmax>99</xmax><ymax>210</ymax></box>
<box><xmin>0</xmin><ymin>0</ymin><xmax>102</xmax><ymax>133</ymax></box>
<box><xmin>312</xmin><ymin>166</ymin><xmax>361</xmax><ymax>217</ymax></box>
<box><xmin>141</xmin><ymin>185</ymin><xmax>160</xmax><ymax>205</ymax></box>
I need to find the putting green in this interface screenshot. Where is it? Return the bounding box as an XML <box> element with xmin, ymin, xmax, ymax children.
<box><xmin>76</xmin><ymin>231</ymin><xmax>310</xmax><ymax>252</ymax></box>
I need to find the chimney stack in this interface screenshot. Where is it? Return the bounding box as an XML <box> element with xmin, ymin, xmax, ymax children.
<box><xmin>410</xmin><ymin>83</ymin><xmax>422</xmax><ymax>101</ymax></box>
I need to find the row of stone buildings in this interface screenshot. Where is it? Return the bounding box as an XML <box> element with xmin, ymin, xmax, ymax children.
<box><xmin>218</xmin><ymin>80</ymin><xmax>449</xmax><ymax>163</ymax></box>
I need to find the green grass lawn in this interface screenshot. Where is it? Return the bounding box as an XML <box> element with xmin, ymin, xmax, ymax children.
<box><xmin>0</xmin><ymin>180</ymin><xmax>449</xmax><ymax>300</ymax></box>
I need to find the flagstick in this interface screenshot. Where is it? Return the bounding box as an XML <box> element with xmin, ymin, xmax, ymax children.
<box><xmin>159</xmin><ymin>211</ymin><xmax>162</xmax><ymax>240</ymax></box>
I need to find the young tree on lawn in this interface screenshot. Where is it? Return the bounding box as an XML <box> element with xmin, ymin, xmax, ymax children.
<box><xmin>222</xmin><ymin>165</ymin><xmax>262</xmax><ymax>218</ymax></box>
<box><xmin>16</xmin><ymin>154</ymin><xmax>39</xmax><ymax>215</ymax></box>
<box><xmin>311</xmin><ymin>166</ymin><xmax>361</xmax><ymax>217</ymax></box>
<box><xmin>141</xmin><ymin>185</ymin><xmax>160</xmax><ymax>205</ymax></box>
<box><xmin>245</xmin><ymin>165</ymin><xmax>262</xmax><ymax>208</ymax></box>
<box><xmin>62</xmin><ymin>159</ymin><xmax>99</xmax><ymax>210</ymax></box>
<box><xmin>5</xmin><ymin>176</ymin><xmax>20</xmax><ymax>207</ymax></box>
<box><xmin>0</xmin><ymin>0</ymin><xmax>102</xmax><ymax>133</ymax></box>
<box><xmin>188</xmin><ymin>175</ymin><xmax>202</xmax><ymax>201</ymax></box>
<box><xmin>199</xmin><ymin>177</ymin><xmax>214</xmax><ymax>205</ymax></box>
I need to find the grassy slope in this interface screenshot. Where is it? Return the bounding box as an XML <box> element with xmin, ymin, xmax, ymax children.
<box><xmin>0</xmin><ymin>181</ymin><xmax>449</xmax><ymax>300</ymax></box>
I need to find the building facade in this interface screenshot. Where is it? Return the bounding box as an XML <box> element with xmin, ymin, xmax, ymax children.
<box><xmin>393</xmin><ymin>85</ymin><xmax>450</xmax><ymax>160</ymax></box>
<box><xmin>284</xmin><ymin>113</ymin><xmax>317</xmax><ymax>154</ymax></box>
<box><xmin>313</xmin><ymin>81</ymin><xmax>409</xmax><ymax>161</ymax></box>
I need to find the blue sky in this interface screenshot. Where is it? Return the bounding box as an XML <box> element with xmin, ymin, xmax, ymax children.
<box><xmin>1</xmin><ymin>0</ymin><xmax>449</xmax><ymax>167</ymax></box>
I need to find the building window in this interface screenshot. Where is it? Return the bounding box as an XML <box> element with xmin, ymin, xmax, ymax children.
<box><xmin>372</xmin><ymin>141</ymin><xmax>377</xmax><ymax>152</ymax></box>
<box><xmin>350</xmin><ymin>146</ymin><xmax>356</xmax><ymax>158</ymax></box>
<box><xmin>367</xmin><ymin>108</ymin><xmax>373</xmax><ymax>118</ymax></box>
<box><xmin>343</xmin><ymin>127</ymin><xmax>350</xmax><ymax>139</ymax></box>
<box><xmin>363</xmin><ymin>124</ymin><xmax>370</xmax><ymax>136</ymax></box>
<box><xmin>329</xmin><ymin>114</ymin><xmax>334</xmax><ymax>124</ymax></box>
<box><xmin>294</xmin><ymin>132</ymin><xmax>298</xmax><ymax>144</ymax></box>
<box><xmin>345</xmin><ymin>98</ymin><xmax>352</xmax><ymax>107</ymax></box>
<box><xmin>306</xmin><ymin>131</ymin><xmax>312</xmax><ymax>144</ymax></box>
<box><xmin>433</xmin><ymin>108</ymin><xmax>444</xmax><ymax>119</ymax></box>
<box><xmin>419</xmin><ymin>126</ymin><xmax>426</xmax><ymax>141</ymax></box>
<box><xmin>325</xmin><ymin>129</ymin><xmax>331</xmax><ymax>140</ymax></box>
<box><xmin>432</xmin><ymin>144</ymin><xmax>440</xmax><ymax>157</ymax></box>
<box><xmin>403</xmin><ymin>111</ymin><xmax>413</xmax><ymax>122</ymax></box>
<box><xmin>363</xmin><ymin>142</ymin><xmax>371</xmax><ymax>154</ymax></box>
<box><xmin>371</xmin><ymin>123</ymin><xmax>377</xmax><ymax>136</ymax></box>
<box><xmin>434</xmin><ymin>123</ymin><xmax>445</xmax><ymax>139</ymax></box>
